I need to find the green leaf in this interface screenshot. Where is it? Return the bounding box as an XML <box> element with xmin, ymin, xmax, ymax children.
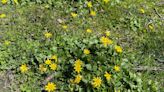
<box><xmin>85</xmin><ymin>64</ymin><xmax>92</xmax><ymax>71</ymax></box>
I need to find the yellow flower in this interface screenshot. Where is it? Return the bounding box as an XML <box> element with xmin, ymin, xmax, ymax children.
<box><xmin>103</xmin><ymin>0</ymin><xmax>110</xmax><ymax>3</ymax></box>
<box><xmin>148</xmin><ymin>24</ymin><xmax>154</xmax><ymax>30</ymax></box>
<box><xmin>105</xmin><ymin>31</ymin><xmax>110</xmax><ymax>36</ymax></box>
<box><xmin>74</xmin><ymin>59</ymin><xmax>83</xmax><ymax>73</ymax></box>
<box><xmin>62</xmin><ymin>25</ymin><xmax>68</xmax><ymax>29</ymax></box>
<box><xmin>115</xmin><ymin>45</ymin><xmax>123</xmax><ymax>53</ymax></box>
<box><xmin>83</xmin><ymin>49</ymin><xmax>90</xmax><ymax>55</ymax></box>
<box><xmin>74</xmin><ymin>65</ymin><xmax>82</xmax><ymax>73</ymax></box>
<box><xmin>0</xmin><ymin>14</ymin><xmax>6</xmax><ymax>18</ymax></box>
<box><xmin>71</xmin><ymin>12</ymin><xmax>77</xmax><ymax>18</ymax></box>
<box><xmin>92</xmin><ymin>77</ymin><xmax>102</xmax><ymax>88</ymax></box>
<box><xmin>90</xmin><ymin>10</ymin><xmax>96</xmax><ymax>16</ymax></box>
<box><xmin>39</xmin><ymin>64</ymin><xmax>47</xmax><ymax>72</ymax></box>
<box><xmin>1</xmin><ymin>0</ymin><xmax>7</xmax><ymax>4</ymax></box>
<box><xmin>4</xmin><ymin>40</ymin><xmax>10</xmax><ymax>45</ymax></box>
<box><xmin>100</xmin><ymin>36</ymin><xmax>113</xmax><ymax>47</ymax></box>
<box><xmin>74</xmin><ymin>74</ymin><xmax>82</xmax><ymax>84</ymax></box>
<box><xmin>20</xmin><ymin>64</ymin><xmax>28</xmax><ymax>73</ymax></box>
<box><xmin>49</xmin><ymin>63</ymin><xmax>57</xmax><ymax>70</ymax></box>
<box><xmin>140</xmin><ymin>8</ymin><xmax>145</xmax><ymax>14</ymax></box>
<box><xmin>44</xmin><ymin>32</ymin><xmax>52</xmax><ymax>38</ymax></box>
<box><xmin>87</xmin><ymin>1</ymin><xmax>92</xmax><ymax>8</ymax></box>
<box><xmin>86</xmin><ymin>29</ymin><xmax>92</xmax><ymax>33</ymax></box>
<box><xmin>104</xmin><ymin>72</ymin><xmax>111</xmax><ymax>80</ymax></box>
<box><xmin>45</xmin><ymin>82</ymin><xmax>56</xmax><ymax>92</ymax></box>
<box><xmin>14</xmin><ymin>0</ymin><xmax>18</xmax><ymax>5</ymax></box>
<box><xmin>51</xmin><ymin>55</ymin><xmax>57</xmax><ymax>61</ymax></box>
<box><xmin>114</xmin><ymin>65</ymin><xmax>120</xmax><ymax>72</ymax></box>
<box><xmin>45</xmin><ymin>59</ymin><xmax>52</xmax><ymax>65</ymax></box>
<box><xmin>74</xmin><ymin>59</ymin><xmax>83</xmax><ymax>66</ymax></box>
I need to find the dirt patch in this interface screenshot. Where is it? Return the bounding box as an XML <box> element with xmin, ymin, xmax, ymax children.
<box><xmin>0</xmin><ymin>72</ymin><xmax>11</xmax><ymax>92</ymax></box>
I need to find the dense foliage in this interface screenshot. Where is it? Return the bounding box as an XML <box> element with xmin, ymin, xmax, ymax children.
<box><xmin>0</xmin><ymin>0</ymin><xmax>163</xmax><ymax>92</ymax></box>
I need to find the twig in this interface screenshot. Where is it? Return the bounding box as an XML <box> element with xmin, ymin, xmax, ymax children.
<box><xmin>154</xmin><ymin>8</ymin><xmax>163</xmax><ymax>20</ymax></box>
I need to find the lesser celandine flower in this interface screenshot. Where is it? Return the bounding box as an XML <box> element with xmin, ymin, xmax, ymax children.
<box><xmin>103</xmin><ymin>0</ymin><xmax>110</xmax><ymax>4</ymax></box>
<box><xmin>20</xmin><ymin>64</ymin><xmax>28</xmax><ymax>73</ymax></box>
<box><xmin>49</xmin><ymin>63</ymin><xmax>57</xmax><ymax>70</ymax></box>
<box><xmin>0</xmin><ymin>14</ymin><xmax>6</xmax><ymax>18</ymax></box>
<box><xmin>74</xmin><ymin>59</ymin><xmax>83</xmax><ymax>73</ymax></box>
<box><xmin>140</xmin><ymin>8</ymin><xmax>145</xmax><ymax>14</ymax></box>
<box><xmin>45</xmin><ymin>59</ymin><xmax>52</xmax><ymax>65</ymax></box>
<box><xmin>87</xmin><ymin>1</ymin><xmax>92</xmax><ymax>8</ymax></box>
<box><xmin>104</xmin><ymin>72</ymin><xmax>111</xmax><ymax>80</ymax></box>
<box><xmin>83</xmin><ymin>49</ymin><xmax>90</xmax><ymax>55</ymax></box>
<box><xmin>51</xmin><ymin>55</ymin><xmax>57</xmax><ymax>61</ymax></box>
<box><xmin>114</xmin><ymin>65</ymin><xmax>120</xmax><ymax>72</ymax></box>
<box><xmin>114</xmin><ymin>45</ymin><xmax>123</xmax><ymax>53</ymax></box>
<box><xmin>1</xmin><ymin>0</ymin><xmax>7</xmax><ymax>4</ymax></box>
<box><xmin>105</xmin><ymin>31</ymin><xmax>110</xmax><ymax>37</ymax></box>
<box><xmin>44</xmin><ymin>32</ymin><xmax>52</xmax><ymax>38</ymax></box>
<box><xmin>4</xmin><ymin>40</ymin><xmax>10</xmax><ymax>45</ymax></box>
<box><xmin>62</xmin><ymin>25</ymin><xmax>68</xmax><ymax>29</ymax></box>
<box><xmin>74</xmin><ymin>59</ymin><xmax>83</xmax><ymax>66</ymax></box>
<box><xmin>39</xmin><ymin>64</ymin><xmax>47</xmax><ymax>72</ymax></box>
<box><xmin>74</xmin><ymin>74</ymin><xmax>82</xmax><ymax>84</ymax></box>
<box><xmin>86</xmin><ymin>29</ymin><xmax>92</xmax><ymax>33</ymax></box>
<box><xmin>92</xmin><ymin>77</ymin><xmax>102</xmax><ymax>88</ymax></box>
<box><xmin>45</xmin><ymin>82</ymin><xmax>56</xmax><ymax>92</ymax></box>
<box><xmin>90</xmin><ymin>10</ymin><xmax>96</xmax><ymax>16</ymax></box>
<box><xmin>74</xmin><ymin>65</ymin><xmax>82</xmax><ymax>74</ymax></box>
<box><xmin>71</xmin><ymin>12</ymin><xmax>77</xmax><ymax>18</ymax></box>
<box><xmin>100</xmin><ymin>36</ymin><xmax>113</xmax><ymax>47</ymax></box>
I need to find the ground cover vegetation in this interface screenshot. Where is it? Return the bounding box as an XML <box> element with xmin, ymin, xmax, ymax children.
<box><xmin>0</xmin><ymin>0</ymin><xmax>163</xmax><ymax>92</ymax></box>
